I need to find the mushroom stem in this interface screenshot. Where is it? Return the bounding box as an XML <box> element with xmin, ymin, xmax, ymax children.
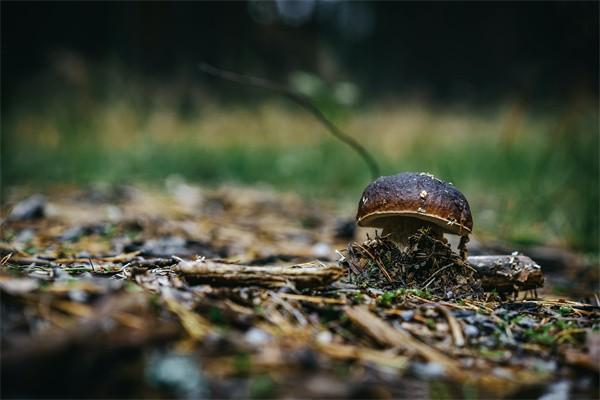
<box><xmin>458</xmin><ymin>235</ymin><xmax>469</xmax><ymax>260</ymax></box>
<box><xmin>380</xmin><ymin>217</ymin><xmax>444</xmax><ymax>249</ymax></box>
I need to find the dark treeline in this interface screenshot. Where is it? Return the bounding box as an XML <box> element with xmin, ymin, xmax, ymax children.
<box><xmin>2</xmin><ymin>1</ymin><xmax>598</xmax><ymax>104</ymax></box>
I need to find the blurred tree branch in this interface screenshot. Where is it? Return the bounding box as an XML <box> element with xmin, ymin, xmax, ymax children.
<box><xmin>198</xmin><ymin>63</ymin><xmax>380</xmax><ymax>180</ymax></box>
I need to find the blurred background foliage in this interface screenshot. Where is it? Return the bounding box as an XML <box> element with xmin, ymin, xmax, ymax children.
<box><xmin>2</xmin><ymin>1</ymin><xmax>598</xmax><ymax>254</ymax></box>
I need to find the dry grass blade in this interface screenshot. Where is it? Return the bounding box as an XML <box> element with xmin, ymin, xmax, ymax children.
<box><xmin>317</xmin><ymin>342</ymin><xmax>409</xmax><ymax>370</ymax></box>
<box><xmin>164</xmin><ymin>297</ymin><xmax>212</xmax><ymax>341</ymax></box>
<box><xmin>54</xmin><ymin>251</ymin><xmax>141</xmax><ymax>264</ymax></box>
<box><xmin>438</xmin><ymin>305</ymin><xmax>465</xmax><ymax>347</ymax></box>
<box><xmin>52</xmin><ymin>301</ymin><xmax>93</xmax><ymax>318</ymax></box>
<box><xmin>278</xmin><ymin>293</ymin><xmax>347</xmax><ymax>305</ymax></box>
<box><xmin>0</xmin><ymin>252</ymin><xmax>13</xmax><ymax>265</ymax></box>
<box><xmin>269</xmin><ymin>292</ymin><xmax>308</xmax><ymax>326</ymax></box>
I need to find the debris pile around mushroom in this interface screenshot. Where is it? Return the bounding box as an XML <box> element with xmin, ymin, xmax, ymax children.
<box><xmin>1</xmin><ymin>183</ymin><xmax>599</xmax><ymax>399</ymax></box>
<box><xmin>341</xmin><ymin>229</ymin><xmax>484</xmax><ymax>300</ymax></box>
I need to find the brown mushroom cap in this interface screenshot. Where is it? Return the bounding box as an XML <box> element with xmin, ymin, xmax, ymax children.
<box><xmin>356</xmin><ymin>172</ymin><xmax>473</xmax><ymax>235</ymax></box>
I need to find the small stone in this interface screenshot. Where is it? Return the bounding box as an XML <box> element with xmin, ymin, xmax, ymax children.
<box><xmin>532</xmin><ymin>359</ymin><xmax>557</xmax><ymax>373</ymax></box>
<box><xmin>244</xmin><ymin>328</ymin><xmax>271</xmax><ymax>346</ymax></box>
<box><xmin>409</xmin><ymin>362</ymin><xmax>446</xmax><ymax>379</ymax></box>
<box><xmin>479</xmin><ymin>337</ymin><xmax>497</xmax><ymax>347</ymax></box>
<box><xmin>516</xmin><ymin>316</ymin><xmax>536</xmax><ymax>328</ymax></box>
<box><xmin>14</xmin><ymin>229</ymin><xmax>35</xmax><ymax>244</ymax></box>
<box><xmin>399</xmin><ymin>310</ymin><xmax>414</xmax><ymax>321</ymax></box>
<box><xmin>8</xmin><ymin>195</ymin><xmax>46</xmax><ymax>221</ymax></box>
<box><xmin>145</xmin><ymin>352</ymin><xmax>208</xmax><ymax>398</ymax></box>
<box><xmin>0</xmin><ymin>278</ymin><xmax>39</xmax><ymax>295</ymax></box>
<box><xmin>60</xmin><ymin>226</ymin><xmax>86</xmax><ymax>242</ymax></box>
<box><xmin>68</xmin><ymin>289</ymin><xmax>88</xmax><ymax>303</ymax></box>
<box><xmin>464</xmin><ymin>325</ymin><xmax>479</xmax><ymax>337</ymax></box>
<box><xmin>311</xmin><ymin>242</ymin><xmax>332</xmax><ymax>258</ymax></box>
<box><xmin>538</xmin><ymin>380</ymin><xmax>570</xmax><ymax>400</ymax></box>
<box><xmin>316</xmin><ymin>330</ymin><xmax>333</xmax><ymax>344</ymax></box>
<box><xmin>492</xmin><ymin>367</ymin><xmax>514</xmax><ymax>380</ymax></box>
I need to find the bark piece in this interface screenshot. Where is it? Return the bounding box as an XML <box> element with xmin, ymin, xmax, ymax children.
<box><xmin>175</xmin><ymin>260</ymin><xmax>345</xmax><ymax>289</ymax></box>
<box><xmin>468</xmin><ymin>255</ymin><xmax>544</xmax><ymax>292</ymax></box>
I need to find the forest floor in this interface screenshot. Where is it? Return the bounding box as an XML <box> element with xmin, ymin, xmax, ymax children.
<box><xmin>1</xmin><ymin>183</ymin><xmax>598</xmax><ymax>399</ymax></box>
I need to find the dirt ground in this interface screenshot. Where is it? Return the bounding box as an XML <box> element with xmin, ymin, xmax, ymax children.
<box><xmin>1</xmin><ymin>182</ymin><xmax>598</xmax><ymax>399</ymax></box>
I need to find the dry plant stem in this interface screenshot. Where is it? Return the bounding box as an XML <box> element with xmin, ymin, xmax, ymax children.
<box><xmin>198</xmin><ymin>63</ymin><xmax>380</xmax><ymax>180</ymax></box>
<box><xmin>316</xmin><ymin>342</ymin><xmax>409</xmax><ymax>370</ymax></box>
<box><xmin>356</xmin><ymin>243</ymin><xmax>393</xmax><ymax>283</ymax></box>
<box><xmin>438</xmin><ymin>305</ymin><xmax>465</xmax><ymax>347</ymax></box>
<box><xmin>8</xmin><ymin>257</ymin><xmax>56</xmax><ymax>266</ymax></box>
<box><xmin>163</xmin><ymin>290</ymin><xmax>212</xmax><ymax>341</ymax></box>
<box><xmin>174</xmin><ymin>260</ymin><xmax>345</xmax><ymax>288</ymax></box>
<box><xmin>421</xmin><ymin>262</ymin><xmax>458</xmax><ymax>289</ymax></box>
<box><xmin>467</xmin><ymin>255</ymin><xmax>544</xmax><ymax>292</ymax></box>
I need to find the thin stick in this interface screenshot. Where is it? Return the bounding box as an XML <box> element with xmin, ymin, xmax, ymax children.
<box><xmin>87</xmin><ymin>257</ymin><xmax>96</xmax><ymax>273</ymax></box>
<box><xmin>422</xmin><ymin>262</ymin><xmax>456</xmax><ymax>289</ymax></box>
<box><xmin>198</xmin><ymin>63</ymin><xmax>381</xmax><ymax>180</ymax></box>
<box><xmin>438</xmin><ymin>305</ymin><xmax>465</xmax><ymax>347</ymax></box>
<box><xmin>356</xmin><ymin>244</ymin><xmax>394</xmax><ymax>283</ymax></box>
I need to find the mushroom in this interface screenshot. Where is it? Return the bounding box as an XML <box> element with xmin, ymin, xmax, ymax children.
<box><xmin>356</xmin><ymin>172</ymin><xmax>473</xmax><ymax>258</ymax></box>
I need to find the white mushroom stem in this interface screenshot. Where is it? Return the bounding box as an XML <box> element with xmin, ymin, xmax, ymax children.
<box><xmin>380</xmin><ymin>218</ymin><xmax>444</xmax><ymax>248</ymax></box>
<box><xmin>458</xmin><ymin>235</ymin><xmax>470</xmax><ymax>260</ymax></box>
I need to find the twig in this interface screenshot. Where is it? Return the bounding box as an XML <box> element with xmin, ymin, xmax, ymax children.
<box><xmin>163</xmin><ymin>293</ymin><xmax>212</xmax><ymax>341</ymax></box>
<box><xmin>269</xmin><ymin>292</ymin><xmax>308</xmax><ymax>326</ymax></box>
<box><xmin>356</xmin><ymin>244</ymin><xmax>393</xmax><ymax>283</ymax></box>
<box><xmin>421</xmin><ymin>262</ymin><xmax>455</xmax><ymax>289</ymax></box>
<box><xmin>278</xmin><ymin>293</ymin><xmax>347</xmax><ymax>305</ymax></box>
<box><xmin>0</xmin><ymin>252</ymin><xmax>13</xmax><ymax>265</ymax></box>
<box><xmin>6</xmin><ymin>257</ymin><xmax>56</xmax><ymax>267</ymax></box>
<box><xmin>88</xmin><ymin>257</ymin><xmax>96</xmax><ymax>273</ymax></box>
<box><xmin>198</xmin><ymin>63</ymin><xmax>381</xmax><ymax>180</ymax></box>
<box><xmin>123</xmin><ymin>257</ymin><xmax>178</xmax><ymax>269</ymax></box>
<box><xmin>438</xmin><ymin>305</ymin><xmax>465</xmax><ymax>347</ymax></box>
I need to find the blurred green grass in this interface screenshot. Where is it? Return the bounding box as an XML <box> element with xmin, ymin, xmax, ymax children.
<box><xmin>2</xmin><ymin>65</ymin><xmax>598</xmax><ymax>254</ymax></box>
